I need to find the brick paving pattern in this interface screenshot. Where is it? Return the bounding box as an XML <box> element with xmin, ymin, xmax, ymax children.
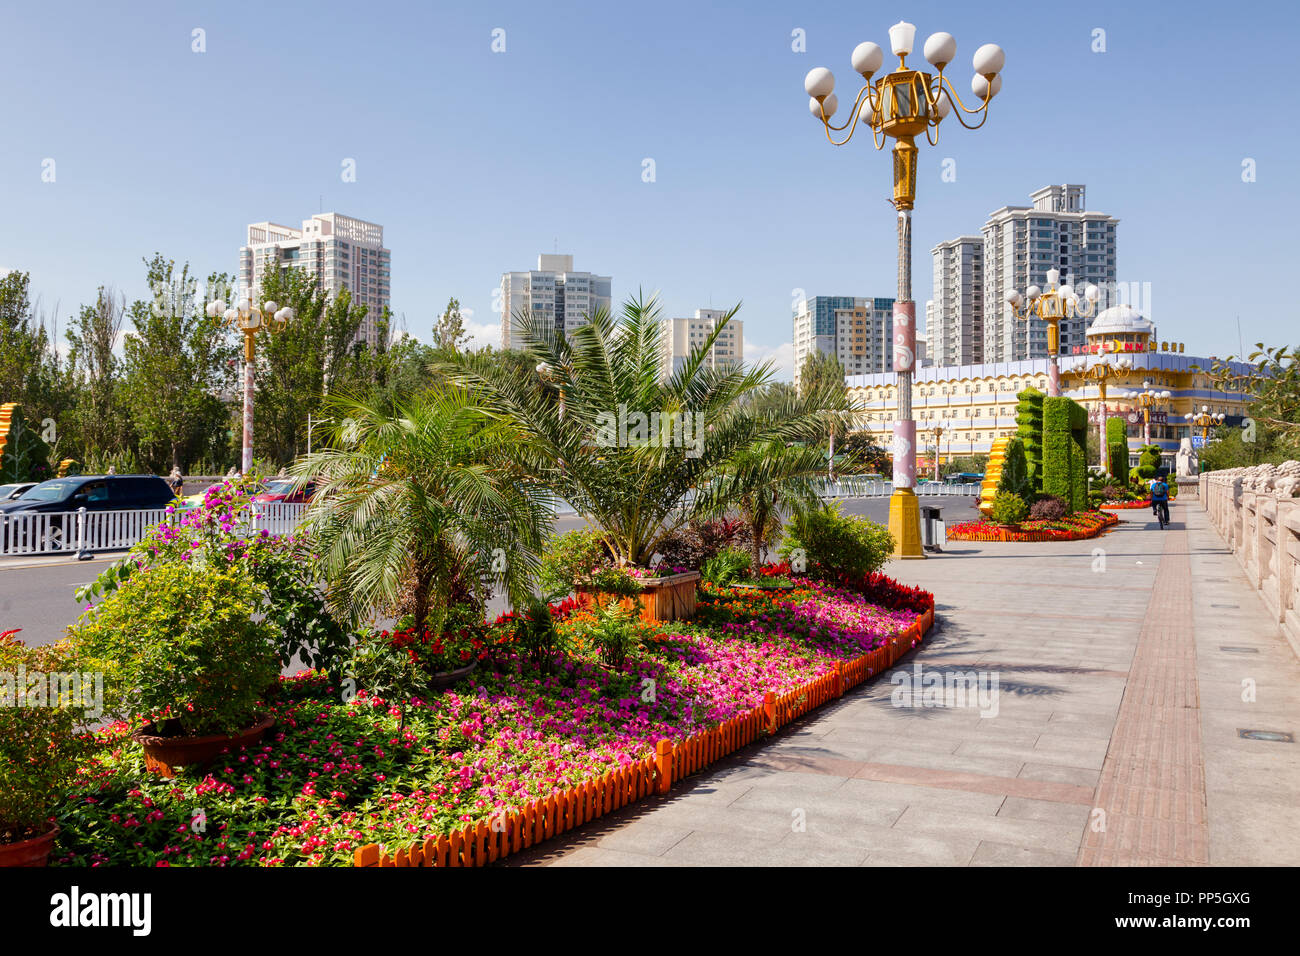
<box><xmin>1077</xmin><ymin>527</ymin><xmax>1209</xmax><ymax>865</ymax></box>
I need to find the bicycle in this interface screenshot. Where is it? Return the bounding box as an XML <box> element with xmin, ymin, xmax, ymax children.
<box><xmin>1153</xmin><ymin>499</ymin><xmax>1170</xmax><ymax>530</ymax></box>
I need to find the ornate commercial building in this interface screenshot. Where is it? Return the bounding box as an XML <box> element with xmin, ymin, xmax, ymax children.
<box><xmin>847</xmin><ymin>305</ymin><xmax>1252</xmax><ymax>469</ymax></box>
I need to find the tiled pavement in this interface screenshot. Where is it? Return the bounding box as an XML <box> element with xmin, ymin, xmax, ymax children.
<box><xmin>505</xmin><ymin>499</ymin><xmax>1300</xmax><ymax>866</ymax></box>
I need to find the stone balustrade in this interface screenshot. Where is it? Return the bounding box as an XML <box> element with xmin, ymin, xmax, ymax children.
<box><xmin>1200</xmin><ymin>461</ymin><xmax>1300</xmax><ymax>656</ymax></box>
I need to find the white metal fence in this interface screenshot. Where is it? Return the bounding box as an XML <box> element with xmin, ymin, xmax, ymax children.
<box><xmin>1</xmin><ymin>481</ymin><xmax>980</xmax><ymax>557</ymax></box>
<box><xmin>0</xmin><ymin>503</ymin><xmax>311</xmax><ymax>558</ymax></box>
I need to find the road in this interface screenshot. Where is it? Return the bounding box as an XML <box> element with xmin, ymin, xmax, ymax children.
<box><xmin>0</xmin><ymin>495</ymin><xmax>980</xmax><ymax>647</ymax></box>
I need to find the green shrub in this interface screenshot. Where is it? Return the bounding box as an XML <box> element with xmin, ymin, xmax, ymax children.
<box><xmin>69</xmin><ymin>563</ymin><xmax>280</xmax><ymax>736</ymax></box>
<box><xmin>779</xmin><ymin>503</ymin><xmax>894</xmax><ymax>578</ymax></box>
<box><xmin>990</xmin><ymin>491</ymin><xmax>1029</xmax><ymax>526</ymax></box>
<box><xmin>511</xmin><ymin>595</ymin><xmax>569</xmax><ymax>674</ymax></box>
<box><xmin>1028</xmin><ymin>495</ymin><xmax>1067</xmax><ymax>521</ymax></box>
<box><xmin>0</xmin><ymin>635</ymin><xmax>92</xmax><ymax>838</ymax></box>
<box><xmin>996</xmin><ymin>437</ymin><xmax>1033</xmax><ymax>501</ymax></box>
<box><xmin>1015</xmin><ymin>388</ymin><xmax>1045</xmax><ymax>495</ymax></box>
<box><xmin>1105</xmin><ymin>417</ymin><xmax>1129</xmax><ymax>485</ymax></box>
<box><xmin>1136</xmin><ymin>444</ymin><xmax>1162</xmax><ymax>480</ymax></box>
<box><xmin>539</xmin><ymin>528</ymin><xmax>611</xmax><ymax>596</ymax></box>
<box><xmin>587</xmin><ymin>600</ymin><xmax>643</xmax><ymax>671</ymax></box>
<box><xmin>701</xmin><ymin>547</ymin><xmax>752</xmax><ymax>588</ymax></box>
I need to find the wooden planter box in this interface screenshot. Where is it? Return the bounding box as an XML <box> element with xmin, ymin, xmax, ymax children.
<box><xmin>578</xmin><ymin>571</ymin><xmax>700</xmax><ymax>624</ymax></box>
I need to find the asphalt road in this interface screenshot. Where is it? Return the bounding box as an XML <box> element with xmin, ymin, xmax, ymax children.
<box><xmin>0</xmin><ymin>495</ymin><xmax>980</xmax><ymax>648</ymax></box>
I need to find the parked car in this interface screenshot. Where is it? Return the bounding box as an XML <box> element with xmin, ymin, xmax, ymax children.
<box><xmin>0</xmin><ymin>482</ymin><xmax>35</xmax><ymax>501</ymax></box>
<box><xmin>252</xmin><ymin>477</ymin><xmax>317</xmax><ymax>505</ymax></box>
<box><xmin>0</xmin><ymin>474</ymin><xmax>175</xmax><ymax>551</ymax></box>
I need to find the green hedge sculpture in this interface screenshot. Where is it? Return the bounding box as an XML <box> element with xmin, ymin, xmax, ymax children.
<box><xmin>1015</xmin><ymin>387</ymin><xmax>1044</xmax><ymax>497</ymax></box>
<box><xmin>1105</xmin><ymin>416</ymin><xmax>1129</xmax><ymax>485</ymax></box>
<box><xmin>1041</xmin><ymin>395</ymin><xmax>1089</xmax><ymax>514</ymax></box>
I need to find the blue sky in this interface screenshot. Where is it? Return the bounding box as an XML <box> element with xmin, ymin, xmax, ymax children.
<box><xmin>2</xmin><ymin>0</ymin><xmax>1296</xmax><ymax>378</ymax></box>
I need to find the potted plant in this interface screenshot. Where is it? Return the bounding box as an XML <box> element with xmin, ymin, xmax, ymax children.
<box><xmin>0</xmin><ymin>632</ymin><xmax>91</xmax><ymax>866</ymax></box>
<box><xmin>69</xmin><ymin>562</ymin><xmax>280</xmax><ymax>778</ymax></box>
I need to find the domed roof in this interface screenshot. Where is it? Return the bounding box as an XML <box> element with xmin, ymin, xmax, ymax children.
<box><xmin>1087</xmin><ymin>304</ymin><xmax>1154</xmax><ymax>338</ymax></box>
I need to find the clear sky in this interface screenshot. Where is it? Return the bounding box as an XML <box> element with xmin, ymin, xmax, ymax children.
<box><xmin>2</xmin><ymin>0</ymin><xmax>1296</xmax><ymax>378</ymax></box>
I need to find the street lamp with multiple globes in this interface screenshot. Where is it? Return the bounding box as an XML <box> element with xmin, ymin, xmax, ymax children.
<box><xmin>1191</xmin><ymin>405</ymin><xmax>1226</xmax><ymax>447</ymax></box>
<box><xmin>1135</xmin><ymin>381</ymin><xmax>1172</xmax><ymax>447</ymax></box>
<box><xmin>1077</xmin><ymin>353</ymin><xmax>1133</xmax><ymax>470</ymax></box>
<box><xmin>206</xmin><ymin>296</ymin><xmax>294</xmax><ymax>474</ymax></box>
<box><xmin>1006</xmin><ymin>268</ymin><xmax>1100</xmax><ymax>398</ymax></box>
<box><xmin>804</xmin><ymin>20</ymin><xmax>1005</xmax><ymax>558</ymax></box>
<box><xmin>930</xmin><ymin>423</ymin><xmax>945</xmax><ymax>481</ymax></box>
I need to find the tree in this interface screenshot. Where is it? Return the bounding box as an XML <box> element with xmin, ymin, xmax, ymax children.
<box><xmin>250</xmin><ymin>266</ymin><xmax>370</xmax><ymax>466</ymax></box>
<box><xmin>0</xmin><ymin>271</ymin><xmax>66</xmax><ymax>427</ymax></box>
<box><xmin>996</xmin><ymin>437</ymin><xmax>1032</xmax><ymax>501</ymax></box>
<box><xmin>65</xmin><ymin>286</ymin><xmax>130</xmax><ymax>463</ymax></box>
<box><xmin>798</xmin><ymin>351</ymin><xmax>847</xmax><ymax>403</ymax></box>
<box><xmin>441</xmin><ymin>294</ymin><xmax>844</xmax><ymax>567</ymax></box>
<box><xmin>433</xmin><ymin>297</ymin><xmax>468</xmax><ymax>353</ymax></box>
<box><xmin>293</xmin><ymin>387</ymin><xmax>552</xmax><ymax>635</ymax></box>
<box><xmin>122</xmin><ymin>255</ymin><xmax>237</xmax><ymax>472</ymax></box>
<box><xmin>1204</xmin><ymin>345</ymin><xmax>1300</xmax><ymax>466</ymax></box>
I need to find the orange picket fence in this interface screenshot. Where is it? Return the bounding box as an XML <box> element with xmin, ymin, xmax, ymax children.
<box><xmin>353</xmin><ymin>604</ymin><xmax>935</xmax><ymax>868</ymax></box>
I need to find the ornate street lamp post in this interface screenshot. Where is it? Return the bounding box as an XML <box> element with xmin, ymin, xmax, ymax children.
<box><xmin>207</xmin><ymin>296</ymin><xmax>293</xmax><ymax>475</ymax></box>
<box><xmin>931</xmin><ymin>423</ymin><xmax>945</xmax><ymax>481</ymax></box>
<box><xmin>1006</xmin><ymin>269</ymin><xmax>1099</xmax><ymax>398</ymax></box>
<box><xmin>1078</xmin><ymin>354</ymin><xmax>1133</xmax><ymax>470</ymax></box>
<box><xmin>1136</xmin><ymin>381</ymin><xmax>1172</xmax><ymax>447</ymax></box>
<box><xmin>804</xmin><ymin>20</ymin><xmax>1005</xmax><ymax>558</ymax></box>
<box><xmin>1191</xmin><ymin>405</ymin><xmax>1226</xmax><ymax>447</ymax></box>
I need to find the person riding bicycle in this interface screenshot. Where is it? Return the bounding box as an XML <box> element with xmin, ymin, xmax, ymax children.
<box><xmin>1149</xmin><ymin>476</ymin><xmax>1170</xmax><ymax>527</ymax></box>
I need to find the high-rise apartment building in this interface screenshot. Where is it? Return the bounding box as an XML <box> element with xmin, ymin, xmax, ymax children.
<box><xmin>238</xmin><ymin>212</ymin><xmax>390</xmax><ymax>347</ymax></box>
<box><xmin>929</xmin><ymin>236</ymin><xmax>984</xmax><ymax>367</ymax></box>
<box><xmin>500</xmin><ymin>254</ymin><xmax>612</xmax><ymax>349</ymax></box>
<box><xmin>658</xmin><ymin>309</ymin><xmax>743</xmax><ymax>379</ymax></box>
<box><xmin>792</xmin><ymin>296</ymin><xmax>895</xmax><ymax>390</ymax></box>
<box><xmin>980</xmin><ymin>185</ymin><xmax>1118</xmax><ymax>362</ymax></box>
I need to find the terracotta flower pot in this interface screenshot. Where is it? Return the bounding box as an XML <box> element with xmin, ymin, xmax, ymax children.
<box><xmin>0</xmin><ymin>826</ymin><xmax>58</xmax><ymax>867</ymax></box>
<box><xmin>132</xmin><ymin>714</ymin><xmax>275</xmax><ymax>778</ymax></box>
<box><xmin>428</xmin><ymin>659</ymin><xmax>478</xmax><ymax>691</ymax></box>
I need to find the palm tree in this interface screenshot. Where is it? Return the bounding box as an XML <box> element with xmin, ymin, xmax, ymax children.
<box><xmin>289</xmin><ymin>387</ymin><xmax>552</xmax><ymax>634</ymax></box>
<box><xmin>441</xmin><ymin>293</ymin><xmax>844</xmax><ymax>568</ymax></box>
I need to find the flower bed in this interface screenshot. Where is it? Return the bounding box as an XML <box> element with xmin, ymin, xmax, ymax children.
<box><xmin>1099</xmin><ymin>498</ymin><xmax>1153</xmax><ymax>510</ymax></box>
<box><xmin>946</xmin><ymin>510</ymin><xmax>1118</xmax><ymax>542</ymax></box>
<box><xmin>51</xmin><ymin>571</ymin><xmax>930</xmax><ymax>867</ymax></box>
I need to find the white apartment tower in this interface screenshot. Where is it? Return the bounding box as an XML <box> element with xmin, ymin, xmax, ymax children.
<box><xmin>792</xmin><ymin>295</ymin><xmax>895</xmax><ymax>390</ymax></box>
<box><xmin>981</xmin><ymin>185</ymin><xmax>1118</xmax><ymax>362</ymax></box>
<box><xmin>929</xmin><ymin>236</ymin><xmax>984</xmax><ymax>367</ymax></box>
<box><xmin>238</xmin><ymin>212</ymin><xmax>390</xmax><ymax>346</ymax></box>
<box><xmin>500</xmin><ymin>254</ymin><xmax>612</xmax><ymax>349</ymax></box>
<box><xmin>658</xmin><ymin>309</ymin><xmax>743</xmax><ymax>379</ymax></box>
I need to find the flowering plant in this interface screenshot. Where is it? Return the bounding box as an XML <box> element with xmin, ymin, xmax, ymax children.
<box><xmin>75</xmin><ymin>475</ymin><xmax>350</xmax><ymax>678</ymax></box>
<box><xmin>0</xmin><ymin>633</ymin><xmax>93</xmax><ymax>844</ymax></box>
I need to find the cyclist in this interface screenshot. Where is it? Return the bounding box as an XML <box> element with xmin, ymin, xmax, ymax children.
<box><xmin>1149</xmin><ymin>475</ymin><xmax>1170</xmax><ymax>528</ymax></box>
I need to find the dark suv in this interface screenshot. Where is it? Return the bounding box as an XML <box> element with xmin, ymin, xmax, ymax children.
<box><xmin>0</xmin><ymin>474</ymin><xmax>176</xmax><ymax>551</ymax></box>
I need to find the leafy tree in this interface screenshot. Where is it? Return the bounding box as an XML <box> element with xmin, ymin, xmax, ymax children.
<box><xmin>433</xmin><ymin>296</ymin><xmax>468</xmax><ymax>353</ymax></box>
<box><xmin>797</xmin><ymin>351</ymin><xmax>847</xmax><ymax>403</ymax></box>
<box><xmin>249</xmin><ymin>266</ymin><xmax>370</xmax><ymax>466</ymax></box>
<box><xmin>995</xmin><ymin>437</ymin><xmax>1032</xmax><ymax>501</ymax></box>
<box><xmin>442</xmin><ymin>294</ymin><xmax>844</xmax><ymax>567</ymax></box>
<box><xmin>0</xmin><ymin>271</ymin><xmax>66</xmax><ymax>427</ymax></box>
<box><xmin>65</xmin><ymin>286</ymin><xmax>131</xmax><ymax>462</ymax></box>
<box><xmin>122</xmin><ymin>255</ymin><xmax>237</xmax><ymax>472</ymax></box>
<box><xmin>293</xmin><ymin>387</ymin><xmax>552</xmax><ymax>635</ymax></box>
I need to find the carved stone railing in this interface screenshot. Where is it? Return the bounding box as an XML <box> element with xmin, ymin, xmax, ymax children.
<box><xmin>1200</xmin><ymin>461</ymin><xmax>1300</xmax><ymax>657</ymax></box>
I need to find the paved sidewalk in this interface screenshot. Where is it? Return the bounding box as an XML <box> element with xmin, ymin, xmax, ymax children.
<box><xmin>506</xmin><ymin>501</ymin><xmax>1300</xmax><ymax>866</ymax></box>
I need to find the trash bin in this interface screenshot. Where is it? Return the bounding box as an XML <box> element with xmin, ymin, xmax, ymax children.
<box><xmin>920</xmin><ymin>505</ymin><xmax>945</xmax><ymax>552</ymax></box>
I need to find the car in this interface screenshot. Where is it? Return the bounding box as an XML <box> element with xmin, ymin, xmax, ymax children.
<box><xmin>0</xmin><ymin>474</ymin><xmax>176</xmax><ymax>551</ymax></box>
<box><xmin>0</xmin><ymin>482</ymin><xmax>35</xmax><ymax>501</ymax></box>
<box><xmin>252</xmin><ymin>477</ymin><xmax>316</xmax><ymax>505</ymax></box>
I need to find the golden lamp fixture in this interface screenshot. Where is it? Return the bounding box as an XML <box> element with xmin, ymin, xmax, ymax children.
<box><xmin>804</xmin><ymin>22</ymin><xmax>1005</xmax><ymax>211</ymax></box>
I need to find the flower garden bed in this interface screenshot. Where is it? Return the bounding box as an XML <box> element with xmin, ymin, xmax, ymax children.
<box><xmin>946</xmin><ymin>510</ymin><xmax>1118</xmax><ymax>542</ymax></box>
<box><xmin>1099</xmin><ymin>499</ymin><xmax>1152</xmax><ymax>510</ymax></box>
<box><xmin>49</xmin><ymin>572</ymin><xmax>932</xmax><ymax>868</ymax></box>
